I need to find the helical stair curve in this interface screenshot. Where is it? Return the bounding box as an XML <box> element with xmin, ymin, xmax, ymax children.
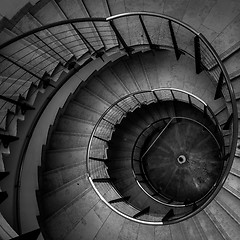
<box><xmin>0</xmin><ymin>4</ymin><xmax>238</xmax><ymax>240</ymax></box>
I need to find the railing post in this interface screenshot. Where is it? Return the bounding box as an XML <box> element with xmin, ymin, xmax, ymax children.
<box><xmin>162</xmin><ymin>209</ymin><xmax>174</xmax><ymax>222</ymax></box>
<box><xmin>89</xmin><ymin>157</ymin><xmax>107</xmax><ymax>162</ymax></box>
<box><xmin>109</xmin><ymin>196</ymin><xmax>130</xmax><ymax>204</ymax></box>
<box><xmin>139</xmin><ymin>15</ymin><xmax>158</xmax><ymax>50</ymax></box>
<box><xmin>194</xmin><ymin>36</ymin><xmax>203</xmax><ymax>74</ymax></box>
<box><xmin>214</xmin><ymin>72</ymin><xmax>224</xmax><ymax>100</ymax></box>
<box><xmin>153</xmin><ymin>91</ymin><xmax>160</xmax><ymax>102</ymax></box>
<box><xmin>204</xmin><ymin>105</ymin><xmax>207</xmax><ymax>118</ymax></box>
<box><xmin>109</xmin><ymin>21</ymin><xmax>133</xmax><ymax>55</ymax></box>
<box><xmin>133</xmin><ymin>206</ymin><xmax>150</xmax><ymax>219</ymax></box>
<box><xmin>168</xmin><ymin>20</ymin><xmax>181</xmax><ymax>60</ymax></box>
<box><xmin>93</xmin><ymin>135</ymin><xmax>109</xmax><ymax>142</ymax></box>
<box><xmin>188</xmin><ymin>94</ymin><xmax>192</xmax><ymax>105</ymax></box>
<box><xmin>92</xmin><ymin>178</ymin><xmax>115</xmax><ymax>183</ymax></box>
<box><xmin>223</xmin><ymin>113</ymin><xmax>233</xmax><ymax>130</ymax></box>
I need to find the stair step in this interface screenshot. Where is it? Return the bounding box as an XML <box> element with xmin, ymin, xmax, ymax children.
<box><xmin>216</xmin><ymin>188</ymin><xmax>240</xmax><ymax>225</ymax></box>
<box><xmin>50</xmin><ymin>132</ymin><xmax>91</xmax><ymax>150</ymax></box>
<box><xmin>224</xmin><ymin>172</ymin><xmax>240</xmax><ymax>198</ymax></box>
<box><xmin>93</xmin><ymin>210</ymin><xmax>125</xmax><ymax>240</ymax></box>
<box><xmin>125</xmin><ymin>53</ymin><xmax>152</xmax><ymax>93</ymax></box>
<box><xmin>111</xmin><ymin>59</ymin><xmax>140</xmax><ymax>94</ymax></box>
<box><xmin>44</xmin><ymin>187</ymin><xmax>96</xmax><ymax>240</ymax></box>
<box><xmin>139</xmin><ymin>50</ymin><xmax>160</xmax><ymax>90</ymax></box>
<box><xmin>11</xmin><ymin>12</ymin><xmax>70</xmax><ymax>62</ymax></box>
<box><xmin>32</xmin><ymin>0</ymin><xmax>88</xmax><ymax>59</ymax></box>
<box><xmin>205</xmin><ymin>200</ymin><xmax>240</xmax><ymax>240</ymax></box>
<box><xmin>0</xmin><ymin>28</ymin><xmax>58</xmax><ymax>75</ymax></box>
<box><xmin>2</xmin><ymin>110</ymin><xmax>19</xmax><ymax>136</ymax></box>
<box><xmin>65</xmin><ymin>100</ymin><xmax>101</xmax><ymax>123</ymax></box>
<box><xmin>155</xmin><ymin>225</ymin><xmax>172</xmax><ymax>239</ymax></box>
<box><xmin>223</xmin><ymin>49</ymin><xmax>240</xmax><ymax>77</ymax></box>
<box><xmin>50</xmin><ymin>62</ymin><xmax>67</xmax><ymax>82</ymax></box>
<box><xmin>107</xmin><ymin>168</ymin><xmax>133</xmax><ymax>179</ymax></box>
<box><xmin>169</xmin><ymin>223</ymin><xmax>186</xmax><ymax>240</ymax></box>
<box><xmin>180</xmin><ymin>217</ymin><xmax>203</xmax><ymax>240</ymax></box>
<box><xmin>82</xmin><ymin>0</ymin><xmax>118</xmax><ymax>49</ymax></box>
<box><xmin>45</xmin><ymin>147</ymin><xmax>106</xmax><ymax>171</ymax></box>
<box><xmin>63</xmin><ymin>199</ymin><xmax>111</xmax><ymax>240</ymax></box>
<box><xmin>0</xmin><ymin>56</ymin><xmax>39</xmax><ymax>86</ymax></box>
<box><xmin>74</xmin><ymin>88</ymin><xmax>110</xmax><ymax>114</ymax></box>
<box><xmin>56</xmin><ymin>115</ymin><xmax>94</xmax><ymax>134</ymax></box>
<box><xmin>42</xmin><ymin>175</ymin><xmax>89</xmax><ymax>219</ymax></box>
<box><xmin>195</xmin><ymin>210</ymin><xmax>225</xmax><ymax>240</ymax></box>
<box><xmin>232</xmin><ymin>157</ymin><xmax>240</xmax><ymax>175</ymax></box>
<box><xmin>85</xmin><ymin>76</ymin><xmax>118</xmax><ymax>104</ymax></box>
<box><xmin>42</xmin><ymin>162</ymin><xmax>86</xmax><ymax>194</ymax></box>
<box><xmin>117</xmin><ymin>218</ymin><xmax>140</xmax><ymax>240</ymax></box>
<box><xmin>98</xmin><ymin>68</ymin><xmax>129</xmax><ymax>98</ymax></box>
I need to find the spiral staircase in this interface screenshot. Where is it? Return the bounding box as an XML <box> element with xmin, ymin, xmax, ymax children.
<box><xmin>0</xmin><ymin>0</ymin><xmax>240</xmax><ymax>239</ymax></box>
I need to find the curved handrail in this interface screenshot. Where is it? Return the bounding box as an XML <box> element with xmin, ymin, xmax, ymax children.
<box><xmin>87</xmin><ymin>88</ymin><xmax>227</xmax><ymax>224</ymax></box>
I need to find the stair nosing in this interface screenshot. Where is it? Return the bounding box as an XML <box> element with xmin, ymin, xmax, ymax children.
<box><xmin>223</xmin><ymin>183</ymin><xmax>240</xmax><ymax>200</ymax></box>
<box><xmin>216</xmin><ymin>189</ymin><xmax>240</xmax><ymax>225</ymax></box>
<box><xmin>58</xmin><ymin>114</ymin><xmax>96</xmax><ymax>126</ymax></box>
<box><xmin>42</xmin><ymin>162</ymin><xmax>85</xmax><ymax>176</ymax></box>
<box><xmin>44</xmin><ymin>186</ymin><xmax>92</xmax><ymax>223</ymax></box>
<box><xmin>204</xmin><ymin>207</ymin><xmax>230</xmax><ymax>240</ymax></box>
<box><xmin>214</xmin><ymin>198</ymin><xmax>240</xmax><ymax>229</ymax></box>
<box><xmin>42</xmin><ymin>174</ymin><xmax>87</xmax><ymax>198</ymax></box>
<box><xmin>71</xmin><ymin>99</ymin><xmax>103</xmax><ymax>116</ymax></box>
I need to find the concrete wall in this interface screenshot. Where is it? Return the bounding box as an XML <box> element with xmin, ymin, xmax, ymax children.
<box><xmin>15</xmin><ymin>52</ymin><xmax>123</xmax><ymax>238</ymax></box>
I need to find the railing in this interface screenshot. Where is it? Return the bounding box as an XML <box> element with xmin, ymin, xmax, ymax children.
<box><xmin>0</xmin><ymin>12</ymin><xmax>237</xmax><ymax>229</ymax></box>
<box><xmin>87</xmin><ymin>88</ymin><xmax>227</xmax><ymax>224</ymax></box>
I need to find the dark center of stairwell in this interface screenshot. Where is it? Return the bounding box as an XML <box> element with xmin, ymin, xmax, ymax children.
<box><xmin>142</xmin><ymin>118</ymin><xmax>222</xmax><ymax>203</ymax></box>
<box><xmin>106</xmin><ymin>101</ymin><xmax>224</xmax><ymax>210</ymax></box>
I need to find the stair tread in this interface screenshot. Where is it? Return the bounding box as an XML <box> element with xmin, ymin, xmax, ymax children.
<box><xmin>205</xmin><ymin>200</ymin><xmax>240</xmax><ymax>240</ymax></box>
<box><xmin>216</xmin><ymin>188</ymin><xmax>240</xmax><ymax>225</ymax></box>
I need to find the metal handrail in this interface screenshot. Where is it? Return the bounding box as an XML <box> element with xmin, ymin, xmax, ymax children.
<box><xmin>87</xmin><ymin>88</ymin><xmax>227</xmax><ymax>224</ymax></box>
<box><xmin>0</xmin><ymin>12</ymin><xmax>237</xmax><ymax>228</ymax></box>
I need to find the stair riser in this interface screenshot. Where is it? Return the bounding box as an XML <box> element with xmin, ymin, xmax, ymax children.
<box><xmin>65</xmin><ymin>102</ymin><xmax>101</xmax><ymax>123</ymax></box>
<box><xmin>42</xmin><ymin>163</ymin><xmax>86</xmax><ymax>193</ymax></box>
<box><xmin>74</xmin><ymin>89</ymin><xmax>109</xmax><ymax>114</ymax></box>
<box><xmin>42</xmin><ymin>177</ymin><xmax>89</xmax><ymax>218</ymax></box>
<box><xmin>45</xmin><ymin>148</ymin><xmax>106</xmax><ymax>171</ymax></box>
<box><xmin>56</xmin><ymin>117</ymin><xmax>94</xmax><ymax>134</ymax></box>
<box><xmin>50</xmin><ymin>134</ymin><xmax>90</xmax><ymax>149</ymax></box>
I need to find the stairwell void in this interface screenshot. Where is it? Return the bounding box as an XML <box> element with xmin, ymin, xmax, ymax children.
<box><xmin>0</xmin><ymin>9</ymin><xmax>239</xmax><ymax>240</ymax></box>
<box><xmin>107</xmin><ymin>100</ymin><xmax>223</xmax><ymax>205</ymax></box>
